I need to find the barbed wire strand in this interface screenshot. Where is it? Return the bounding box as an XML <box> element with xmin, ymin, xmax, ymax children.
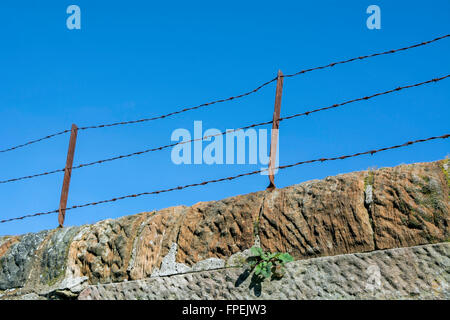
<box><xmin>75</xmin><ymin>34</ymin><xmax>450</xmax><ymax>129</ymax></box>
<box><xmin>0</xmin><ymin>78</ymin><xmax>276</xmax><ymax>155</ymax></box>
<box><xmin>282</xmin><ymin>34</ymin><xmax>450</xmax><ymax>78</ymax></box>
<box><xmin>1</xmin><ymin>74</ymin><xmax>448</xmax><ymax>185</ymax></box>
<box><xmin>78</xmin><ymin>78</ymin><xmax>277</xmax><ymax>130</ymax></box>
<box><xmin>1</xmin><ymin>34</ymin><xmax>448</xmax><ymax>154</ymax></box>
<box><xmin>0</xmin><ymin>130</ymin><xmax>71</xmax><ymax>154</ymax></box>
<box><xmin>278</xmin><ymin>74</ymin><xmax>450</xmax><ymax>121</ymax></box>
<box><xmin>1</xmin><ymin>133</ymin><xmax>448</xmax><ymax>224</ymax></box>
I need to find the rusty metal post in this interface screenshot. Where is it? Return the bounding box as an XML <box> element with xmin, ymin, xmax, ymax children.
<box><xmin>266</xmin><ymin>70</ymin><xmax>284</xmax><ymax>191</ymax></box>
<box><xmin>58</xmin><ymin>124</ymin><xmax>78</xmax><ymax>227</ymax></box>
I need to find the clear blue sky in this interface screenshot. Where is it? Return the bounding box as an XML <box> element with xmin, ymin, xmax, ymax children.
<box><xmin>0</xmin><ymin>0</ymin><xmax>449</xmax><ymax>236</ymax></box>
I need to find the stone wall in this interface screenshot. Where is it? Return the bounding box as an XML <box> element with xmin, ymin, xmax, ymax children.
<box><xmin>0</xmin><ymin>159</ymin><xmax>449</xmax><ymax>299</ymax></box>
<box><xmin>77</xmin><ymin>243</ymin><xmax>450</xmax><ymax>300</ymax></box>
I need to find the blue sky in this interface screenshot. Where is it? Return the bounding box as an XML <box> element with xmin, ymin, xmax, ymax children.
<box><xmin>0</xmin><ymin>0</ymin><xmax>449</xmax><ymax>236</ymax></box>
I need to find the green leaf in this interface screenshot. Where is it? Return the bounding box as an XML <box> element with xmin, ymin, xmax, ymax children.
<box><xmin>250</xmin><ymin>250</ymin><xmax>292</xmax><ymax>280</ymax></box>
<box><xmin>278</xmin><ymin>253</ymin><xmax>294</xmax><ymax>263</ymax></box>
<box><xmin>261</xmin><ymin>269</ymin><xmax>270</xmax><ymax>278</ymax></box>
<box><xmin>254</xmin><ymin>264</ymin><xmax>262</xmax><ymax>275</ymax></box>
<box><xmin>261</xmin><ymin>262</ymin><xmax>273</xmax><ymax>278</ymax></box>
<box><xmin>261</xmin><ymin>252</ymin><xmax>269</xmax><ymax>261</ymax></box>
<box><xmin>251</xmin><ymin>247</ymin><xmax>263</xmax><ymax>257</ymax></box>
<box><xmin>267</xmin><ymin>252</ymin><xmax>278</xmax><ymax>260</ymax></box>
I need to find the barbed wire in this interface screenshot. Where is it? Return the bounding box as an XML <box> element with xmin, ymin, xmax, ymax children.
<box><xmin>0</xmin><ymin>78</ymin><xmax>276</xmax><ymax>155</ymax></box>
<box><xmin>1</xmin><ymin>133</ymin><xmax>448</xmax><ymax>224</ymax></box>
<box><xmin>1</xmin><ymin>34</ymin><xmax>448</xmax><ymax>155</ymax></box>
<box><xmin>278</xmin><ymin>74</ymin><xmax>450</xmax><ymax>121</ymax></box>
<box><xmin>0</xmin><ymin>129</ymin><xmax>71</xmax><ymax>154</ymax></box>
<box><xmin>282</xmin><ymin>34</ymin><xmax>450</xmax><ymax>78</ymax></box>
<box><xmin>1</xmin><ymin>74</ymin><xmax>448</xmax><ymax>185</ymax></box>
<box><xmin>78</xmin><ymin>78</ymin><xmax>277</xmax><ymax>130</ymax></box>
<box><xmin>0</xmin><ymin>167</ymin><xmax>65</xmax><ymax>184</ymax></box>
<box><xmin>77</xmin><ymin>34</ymin><xmax>450</xmax><ymax>130</ymax></box>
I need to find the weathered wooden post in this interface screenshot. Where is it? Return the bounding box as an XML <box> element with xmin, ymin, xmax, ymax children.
<box><xmin>267</xmin><ymin>70</ymin><xmax>284</xmax><ymax>190</ymax></box>
<box><xmin>58</xmin><ymin>124</ymin><xmax>78</xmax><ymax>227</ymax></box>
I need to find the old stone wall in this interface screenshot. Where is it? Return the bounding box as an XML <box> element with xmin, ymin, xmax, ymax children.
<box><xmin>0</xmin><ymin>159</ymin><xmax>448</xmax><ymax>299</ymax></box>
<box><xmin>77</xmin><ymin>243</ymin><xmax>449</xmax><ymax>300</ymax></box>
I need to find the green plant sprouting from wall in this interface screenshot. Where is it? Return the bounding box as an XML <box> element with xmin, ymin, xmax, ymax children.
<box><xmin>246</xmin><ymin>247</ymin><xmax>293</xmax><ymax>280</ymax></box>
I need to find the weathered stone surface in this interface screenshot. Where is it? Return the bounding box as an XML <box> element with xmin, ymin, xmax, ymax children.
<box><xmin>0</xmin><ymin>236</ymin><xmax>20</xmax><ymax>259</ymax></box>
<box><xmin>368</xmin><ymin>161</ymin><xmax>450</xmax><ymax>249</ymax></box>
<box><xmin>176</xmin><ymin>192</ymin><xmax>263</xmax><ymax>265</ymax></box>
<box><xmin>127</xmin><ymin>206</ymin><xmax>187</xmax><ymax>280</ymax></box>
<box><xmin>0</xmin><ymin>159</ymin><xmax>448</xmax><ymax>297</ymax></box>
<box><xmin>65</xmin><ymin>214</ymin><xmax>149</xmax><ymax>284</ymax></box>
<box><xmin>39</xmin><ymin>227</ymin><xmax>82</xmax><ymax>286</ymax></box>
<box><xmin>0</xmin><ymin>231</ymin><xmax>49</xmax><ymax>290</ymax></box>
<box><xmin>77</xmin><ymin>243</ymin><xmax>450</xmax><ymax>300</ymax></box>
<box><xmin>259</xmin><ymin>172</ymin><xmax>374</xmax><ymax>259</ymax></box>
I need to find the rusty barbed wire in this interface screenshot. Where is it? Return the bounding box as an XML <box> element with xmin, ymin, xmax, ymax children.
<box><xmin>1</xmin><ymin>34</ymin><xmax>448</xmax><ymax>155</ymax></box>
<box><xmin>282</xmin><ymin>34</ymin><xmax>450</xmax><ymax>78</ymax></box>
<box><xmin>1</xmin><ymin>74</ymin><xmax>448</xmax><ymax>185</ymax></box>
<box><xmin>0</xmin><ymin>77</ymin><xmax>277</xmax><ymax>155</ymax></box>
<box><xmin>1</xmin><ymin>133</ymin><xmax>448</xmax><ymax>224</ymax></box>
<box><xmin>0</xmin><ymin>129</ymin><xmax>71</xmax><ymax>154</ymax></box>
<box><xmin>0</xmin><ymin>168</ymin><xmax>66</xmax><ymax>184</ymax></box>
<box><xmin>78</xmin><ymin>78</ymin><xmax>277</xmax><ymax>130</ymax></box>
<box><xmin>76</xmin><ymin>34</ymin><xmax>450</xmax><ymax>130</ymax></box>
<box><xmin>278</xmin><ymin>74</ymin><xmax>450</xmax><ymax>122</ymax></box>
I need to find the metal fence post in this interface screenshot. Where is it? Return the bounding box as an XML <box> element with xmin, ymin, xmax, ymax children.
<box><xmin>58</xmin><ymin>124</ymin><xmax>78</xmax><ymax>227</ymax></box>
<box><xmin>267</xmin><ymin>70</ymin><xmax>284</xmax><ymax>190</ymax></box>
